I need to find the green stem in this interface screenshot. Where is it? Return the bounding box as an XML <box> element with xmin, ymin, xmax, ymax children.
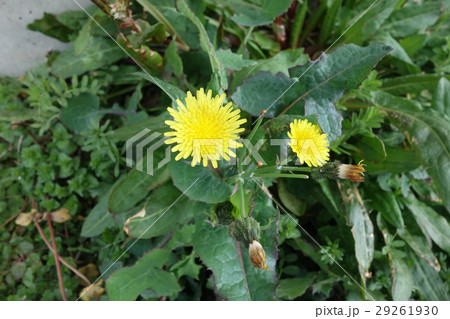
<box><xmin>238</xmin><ymin>180</ymin><xmax>247</xmax><ymax>219</ymax></box>
<box><xmin>280</xmin><ymin>166</ymin><xmax>312</xmax><ymax>172</ymax></box>
<box><xmin>239</xmin><ymin>112</ymin><xmax>265</xmax><ymax>165</ymax></box>
<box><xmin>290</xmin><ymin>0</ymin><xmax>308</xmax><ymax>49</ymax></box>
<box><xmin>253</xmin><ymin>173</ymin><xmax>309</xmax><ymax>179</ymax></box>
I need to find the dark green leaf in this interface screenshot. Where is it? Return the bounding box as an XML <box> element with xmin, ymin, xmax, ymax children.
<box><xmin>232</xmin><ymin>44</ymin><xmax>392</xmax><ymax>141</ymax></box>
<box><xmin>410</xmin><ymin>251</ymin><xmax>449</xmax><ymax>301</ymax></box>
<box><xmin>169</xmin><ymin>160</ymin><xmax>233</xmax><ymax>204</ymax></box>
<box><xmin>381</xmin><ymin>74</ymin><xmax>450</xmax><ymax>95</ymax></box>
<box><xmin>373</xmin><ymin>91</ymin><xmax>450</xmax><ymax>213</ymax></box>
<box><xmin>125</xmin><ymin>183</ymin><xmax>206</xmax><ymax>239</ymax></box>
<box><xmin>60</xmin><ymin>93</ymin><xmax>101</xmax><ymax>133</ymax></box>
<box><xmin>276</xmin><ymin>273</ymin><xmax>317</xmax><ymax>300</ymax></box>
<box><xmin>27</xmin><ymin>13</ymin><xmax>74</xmax><ymax>42</ymax></box>
<box><xmin>382</xmin><ymin>2</ymin><xmax>441</xmax><ymax>38</ymax></box>
<box><xmin>215</xmin><ymin>49</ymin><xmax>256</xmax><ymax>70</ymax></box>
<box><xmin>51</xmin><ymin>37</ymin><xmax>126</xmax><ymax>78</ymax></box>
<box><xmin>406</xmin><ymin>198</ymin><xmax>450</xmax><ymax>254</ymax></box>
<box><xmin>366</xmin><ymin>184</ymin><xmax>404</xmax><ymax>228</ymax></box>
<box><xmin>230</xmin><ymin>0</ymin><xmax>292</xmax><ymax>26</ymax></box>
<box><xmin>106</xmin><ymin>249</ymin><xmax>180</xmax><ymax>300</ymax></box>
<box><xmin>431</xmin><ymin>78</ymin><xmax>450</xmax><ymax>117</ymax></box>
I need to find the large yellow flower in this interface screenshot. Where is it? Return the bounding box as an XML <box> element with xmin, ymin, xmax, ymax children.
<box><xmin>164</xmin><ymin>88</ymin><xmax>247</xmax><ymax>168</ymax></box>
<box><xmin>287</xmin><ymin>119</ymin><xmax>330</xmax><ymax>167</ymax></box>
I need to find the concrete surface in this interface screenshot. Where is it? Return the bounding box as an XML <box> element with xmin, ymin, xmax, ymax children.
<box><xmin>0</xmin><ymin>0</ymin><xmax>91</xmax><ymax>77</ymax></box>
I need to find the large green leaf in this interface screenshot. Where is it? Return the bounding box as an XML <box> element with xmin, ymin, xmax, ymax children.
<box><xmin>232</xmin><ymin>44</ymin><xmax>391</xmax><ymax>141</ymax></box>
<box><xmin>373</xmin><ymin>91</ymin><xmax>450</xmax><ymax>213</ymax></box>
<box><xmin>60</xmin><ymin>93</ymin><xmax>101</xmax><ymax>133</ymax></box>
<box><xmin>124</xmin><ymin>183</ymin><xmax>204</xmax><ymax>239</ymax></box>
<box><xmin>406</xmin><ymin>198</ymin><xmax>450</xmax><ymax>254</ymax></box>
<box><xmin>169</xmin><ymin>160</ymin><xmax>233</xmax><ymax>204</ymax></box>
<box><xmin>108</xmin><ymin>166</ymin><xmax>170</xmax><ymax>214</ymax></box>
<box><xmin>52</xmin><ymin>37</ymin><xmax>125</xmax><ymax>78</ymax></box>
<box><xmin>410</xmin><ymin>251</ymin><xmax>449</xmax><ymax>301</ymax></box>
<box><xmin>276</xmin><ymin>273</ymin><xmax>317</xmax><ymax>300</ymax></box>
<box><xmin>365</xmin><ymin>183</ymin><xmax>404</xmax><ymax>228</ymax></box>
<box><xmin>106</xmin><ymin>249</ymin><xmax>180</xmax><ymax>300</ymax></box>
<box><xmin>381</xmin><ymin>2</ymin><xmax>441</xmax><ymax>38</ymax></box>
<box><xmin>229</xmin><ymin>0</ymin><xmax>292</xmax><ymax>26</ymax></box>
<box><xmin>191</xmin><ymin>189</ymin><xmax>278</xmax><ymax>300</ymax></box>
<box><xmin>381</xmin><ymin>74</ymin><xmax>450</xmax><ymax>95</ymax></box>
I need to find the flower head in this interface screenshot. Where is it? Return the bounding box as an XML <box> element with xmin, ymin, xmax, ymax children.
<box><xmin>164</xmin><ymin>88</ymin><xmax>247</xmax><ymax>168</ymax></box>
<box><xmin>287</xmin><ymin>119</ymin><xmax>330</xmax><ymax>167</ymax></box>
<box><xmin>248</xmin><ymin>240</ymin><xmax>269</xmax><ymax>271</ymax></box>
<box><xmin>337</xmin><ymin>161</ymin><xmax>366</xmax><ymax>182</ymax></box>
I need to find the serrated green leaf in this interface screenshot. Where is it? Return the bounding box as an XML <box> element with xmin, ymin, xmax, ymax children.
<box><xmin>106</xmin><ymin>249</ymin><xmax>180</xmax><ymax>300</ymax></box>
<box><xmin>169</xmin><ymin>160</ymin><xmax>233</xmax><ymax>204</ymax></box>
<box><xmin>232</xmin><ymin>44</ymin><xmax>391</xmax><ymax>141</ymax></box>
<box><xmin>230</xmin><ymin>0</ymin><xmax>292</xmax><ymax>26</ymax></box>
<box><xmin>192</xmin><ymin>189</ymin><xmax>278</xmax><ymax>300</ymax></box>
<box><xmin>215</xmin><ymin>49</ymin><xmax>256</xmax><ymax>70</ymax></box>
<box><xmin>60</xmin><ymin>93</ymin><xmax>101</xmax><ymax>133</ymax></box>
<box><xmin>373</xmin><ymin>91</ymin><xmax>450</xmax><ymax>213</ymax></box>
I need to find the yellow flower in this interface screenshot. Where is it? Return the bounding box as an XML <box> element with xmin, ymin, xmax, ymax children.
<box><xmin>164</xmin><ymin>88</ymin><xmax>247</xmax><ymax>168</ymax></box>
<box><xmin>287</xmin><ymin>119</ymin><xmax>330</xmax><ymax>167</ymax></box>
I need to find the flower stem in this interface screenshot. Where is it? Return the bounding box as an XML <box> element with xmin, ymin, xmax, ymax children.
<box><xmin>238</xmin><ymin>180</ymin><xmax>247</xmax><ymax>219</ymax></box>
<box><xmin>253</xmin><ymin>173</ymin><xmax>309</xmax><ymax>179</ymax></box>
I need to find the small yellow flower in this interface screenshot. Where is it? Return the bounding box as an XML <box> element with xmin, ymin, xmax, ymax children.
<box><xmin>337</xmin><ymin>161</ymin><xmax>366</xmax><ymax>182</ymax></box>
<box><xmin>164</xmin><ymin>88</ymin><xmax>247</xmax><ymax>168</ymax></box>
<box><xmin>248</xmin><ymin>240</ymin><xmax>269</xmax><ymax>271</ymax></box>
<box><xmin>287</xmin><ymin>119</ymin><xmax>330</xmax><ymax>167</ymax></box>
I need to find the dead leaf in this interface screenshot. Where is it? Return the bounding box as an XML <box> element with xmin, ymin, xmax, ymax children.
<box><xmin>79</xmin><ymin>279</ymin><xmax>105</xmax><ymax>301</ymax></box>
<box><xmin>78</xmin><ymin>263</ymin><xmax>100</xmax><ymax>286</ymax></box>
<box><xmin>50</xmin><ymin>207</ymin><xmax>71</xmax><ymax>223</ymax></box>
<box><xmin>15</xmin><ymin>209</ymin><xmax>37</xmax><ymax>226</ymax></box>
<box><xmin>123</xmin><ymin>207</ymin><xmax>146</xmax><ymax>235</ymax></box>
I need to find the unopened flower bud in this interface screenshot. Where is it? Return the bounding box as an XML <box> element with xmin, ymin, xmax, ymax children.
<box><xmin>249</xmin><ymin>240</ymin><xmax>269</xmax><ymax>271</ymax></box>
<box><xmin>337</xmin><ymin>161</ymin><xmax>366</xmax><ymax>182</ymax></box>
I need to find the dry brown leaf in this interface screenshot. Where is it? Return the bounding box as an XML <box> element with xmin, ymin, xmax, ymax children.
<box><xmin>78</xmin><ymin>263</ymin><xmax>100</xmax><ymax>286</ymax></box>
<box><xmin>15</xmin><ymin>210</ymin><xmax>37</xmax><ymax>226</ymax></box>
<box><xmin>50</xmin><ymin>207</ymin><xmax>71</xmax><ymax>223</ymax></box>
<box><xmin>123</xmin><ymin>207</ymin><xmax>146</xmax><ymax>235</ymax></box>
<box><xmin>79</xmin><ymin>279</ymin><xmax>105</xmax><ymax>301</ymax></box>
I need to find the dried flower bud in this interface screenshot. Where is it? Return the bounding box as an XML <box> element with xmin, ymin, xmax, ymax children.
<box><xmin>337</xmin><ymin>161</ymin><xmax>366</xmax><ymax>182</ymax></box>
<box><xmin>257</xmin><ymin>161</ymin><xmax>264</xmax><ymax>167</ymax></box>
<box><xmin>248</xmin><ymin>240</ymin><xmax>269</xmax><ymax>271</ymax></box>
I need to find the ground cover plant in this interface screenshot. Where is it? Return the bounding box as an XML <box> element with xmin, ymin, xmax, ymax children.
<box><xmin>0</xmin><ymin>0</ymin><xmax>449</xmax><ymax>301</ymax></box>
